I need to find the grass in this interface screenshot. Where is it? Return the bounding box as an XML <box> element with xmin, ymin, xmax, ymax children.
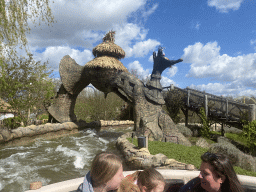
<box><xmin>225</xmin><ymin>132</ymin><xmax>250</xmax><ymax>148</ymax></box>
<box><xmin>126</xmin><ymin>137</ymin><xmax>256</xmax><ymax>177</ymax></box>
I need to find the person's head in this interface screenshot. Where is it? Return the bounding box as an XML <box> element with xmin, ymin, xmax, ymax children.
<box><xmin>90</xmin><ymin>152</ymin><xmax>124</xmax><ymax>191</ymax></box>
<box><xmin>137</xmin><ymin>168</ymin><xmax>165</xmax><ymax>192</ymax></box>
<box><xmin>199</xmin><ymin>152</ymin><xmax>244</xmax><ymax>192</ymax></box>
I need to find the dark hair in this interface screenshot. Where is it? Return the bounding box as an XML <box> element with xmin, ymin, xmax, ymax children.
<box><xmin>90</xmin><ymin>152</ymin><xmax>122</xmax><ymax>187</ymax></box>
<box><xmin>201</xmin><ymin>152</ymin><xmax>244</xmax><ymax>192</ymax></box>
<box><xmin>137</xmin><ymin>168</ymin><xmax>165</xmax><ymax>191</ymax></box>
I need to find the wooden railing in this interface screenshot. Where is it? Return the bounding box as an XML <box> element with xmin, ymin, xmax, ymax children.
<box><xmin>164</xmin><ymin>85</ymin><xmax>256</xmax><ymax>127</ymax></box>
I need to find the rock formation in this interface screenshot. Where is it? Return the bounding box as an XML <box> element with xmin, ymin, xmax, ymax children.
<box><xmin>46</xmin><ymin>31</ymin><xmax>190</xmax><ymax>145</ymax></box>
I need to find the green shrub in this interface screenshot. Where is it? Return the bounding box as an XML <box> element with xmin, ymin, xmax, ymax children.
<box><xmin>3</xmin><ymin>116</ymin><xmax>23</xmax><ymax>129</ymax></box>
<box><xmin>198</xmin><ymin>107</ymin><xmax>210</xmax><ymax>138</ymax></box>
<box><xmin>242</xmin><ymin>120</ymin><xmax>256</xmax><ymax>151</ymax></box>
<box><xmin>164</xmin><ymin>89</ymin><xmax>186</xmax><ymax>124</ymax></box>
<box><xmin>38</xmin><ymin>114</ymin><xmax>49</xmax><ymax>120</ymax></box>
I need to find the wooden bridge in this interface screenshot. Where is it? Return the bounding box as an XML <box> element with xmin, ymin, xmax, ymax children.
<box><xmin>163</xmin><ymin>85</ymin><xmax>256</xmax><ymax>130</ymax></box>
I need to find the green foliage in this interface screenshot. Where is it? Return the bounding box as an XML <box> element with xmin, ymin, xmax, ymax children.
<box><xmin>209</xmin><ymin>131</ymin><xmax>221</xmax><ymax>135</ymax></box>
<box><xmin>225</xmin><ymin>132</ymin><xmax>251</xmax><ymax>148</ymax></box>
<box><xmin>241</xmin><ymin>120</ymin><xmax>256</xmax><ymax>151</ymax></box>
<box><xmin>37</xmin><ymin>114</ymin><xmax>49</xmax><ymax>120</ymax></box>
<box><xmin>164</xmin><ymin>89</ymin><xmax>186</xmax><ymax>124</ymax></box>
<box><xmin>198</xmin><ymin>107</ymin><xmax>210</xmax><ymax>138</ymax></box>
<box><xmin>118</xmin><ymin>103</ymin><xmax>133</xmax><ymax>121</ymax></box>
<box><xmin>0</xmin><ymin>54</ymin><xmax>55</xmax><ymax>124</ymax></box>
<box><xmin>0</xmin><ymin>0</ymin><xmax>55</xmax><ymax>65</ymax></box>
<box><xmin>75</xmin><ymin>90</ymin><xmax>126</xmax><ymax>122</ymax></box>
<box><xmin>3</xmin><ymin>116</ymin><xmax>23</xmax><ymax>129</ymax></box>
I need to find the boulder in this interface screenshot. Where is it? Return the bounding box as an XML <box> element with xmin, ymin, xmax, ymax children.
<box><xmin>196</xmin><ymin>137</ymin><xmax>211</xmax><ymax>149</ymax></box>
<box><xmin>152</xmin><ymin>153</ymin><xmax>168</xmax><ymax>167</ymax></box>
<box><xmin>176</xmin><ymin>124</ymin><xmax>193</xmax><ymax>137</ymax></box>
<box><xmin>209</xmin><ymin>137</ymin><xmax>256</xmax><ymax>172</ymax></box>
<box><xmin>0</xmin><ymin>127</ymin><xmax>13</xmax><ymax>141</ymax></box>
<box><xmin>224</xmin><ymin>126</ymin><xmax>243</xmax><ymax>134</ymax></box>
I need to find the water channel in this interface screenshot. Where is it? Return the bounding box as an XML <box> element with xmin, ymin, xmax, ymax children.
<box><xmin>0</xmin><ymin>127</ymin><xmax>133</xmax><ymax>192</ymax></box>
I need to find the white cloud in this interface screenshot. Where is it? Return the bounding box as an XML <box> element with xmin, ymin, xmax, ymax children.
<box><xmin>148</xmin><ymin>55</ymin><xmax>153</xmax><ymax>62</ymax></box>
<box><xmin>195</xmin><ymin>22</ymin><xmax>201</xmax><ymax>30</ymax></box>
<box><xmin>189</xmin><ymin>83</ymin><xmax>256</xmax><ymax>97</ymax></box>
<box><xmin>114</xmin><ymin>23</ymin><xmax>160</xmax><ymax>57</ymax></box>
<box><xmin>167</xmin><ymin>66</ymin><xmax>178</xmax><ymax>77</ymax></box>
<box><xmin>11</xmin><ymin>0</ymin><xmax>161</xmax><ymax>73</ymax></box>
<box><xmin>251</xmin><ymin>39</ymin><xmax>256</xmax><ymax>51</ymax></box>
<box><xmin>207</xmin><ymin>0</ymin><xmax>244</xmax><ymax>13</ymax></box>
<box><xmin>26</xmin><ymin>0</ymin><xmax>148</xmax><ymax>48</ymax></box>
<box><xmin>183</xmin><ymin>42</ymin><xmax>256</xmax><ymax>83</ymax></box>
<box><xmin>183</xmin><ymin>41</ymin><xmax>256</xmax><ymax>95</ymax></box>
<box><xmin>33</xmin><ymin>46</ymin><xmax>93</xmax><ymax>71</ymax></box>
<box><xmin>182</xmin><ymin>41</ymin><xmax>220</xmax><ymax>66</ymax></box>
<box><xmin>250</xmin><ymin>39</ymin><xmax>256</xmax><ymax>45</ymax></box>
<box><xmin>160</xmin><ymin>76</ymin><xmax>177</xmax><ymax>87</ymax></box>
<box><xmin>142</xmin><ymin>4</ymin><xmax>158</xmax><ymax>18</ymax></box>
<box><xmin>128</xmin><ymin>60</ymin><xmax>150</xmax><ymax>80</ymax></box>
<box><xmin>130</xmin><ymin>39</ymin><xmax>161</xmax><ymax>57</ymax></box>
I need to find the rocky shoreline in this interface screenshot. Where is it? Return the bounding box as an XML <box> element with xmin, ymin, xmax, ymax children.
<box><xmin>116</xmin><ymin>132</ymin><xmax>197</xmax><ymax>171</ymax></box>
<box><xmin>0</xmin><ymin>120</ymin><xmax>134</xmax><ymax>146</ymax></box>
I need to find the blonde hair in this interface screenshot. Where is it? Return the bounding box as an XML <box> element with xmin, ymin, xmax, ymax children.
<box><xmin>137</xmin><ymin>168</ymin><xmax>165</xmax><ymax>191</ymax></box>
<box><xmin>90</xmin><ymin>152</ymin><xmax>122</xmax><ymax>187</ymax></box>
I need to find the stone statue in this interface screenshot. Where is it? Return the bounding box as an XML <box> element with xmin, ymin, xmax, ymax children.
<box><xmin>46</xmin><ymin>31</ymin><xmax>191</xmax><ymax>146</ymax></box>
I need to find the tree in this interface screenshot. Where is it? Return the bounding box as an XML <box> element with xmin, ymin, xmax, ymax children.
<box><xmin>0</xmin><ymin>0</ymin><xmax>56</xmax><ymax>124</ymax></box>
<box><xmin>0</xmin><ymin>0</ymin><xmax>55</xmax><ymax>56</ymax></box>
<box><xmin>74</xmin><ymin>88</ymin><xmax>126</xmax><ymax>122</ymax></box>
<box><xmin>0</xmin><ymin>53</ymin><xmax>55</xmax><ymax>124</ymax></box>
<box><xmin>129</xmin><ymin>68</ymin><xmax>149</xmax><ymax>84</ymax></box>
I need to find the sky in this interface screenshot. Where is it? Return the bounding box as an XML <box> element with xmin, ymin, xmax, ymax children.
<box><xmin>11</xmin><ymin>0</ymin><xmax>256</xmax><ymax>97</ymax></box>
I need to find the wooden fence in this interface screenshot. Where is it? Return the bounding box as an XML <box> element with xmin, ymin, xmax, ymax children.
<box><xmin>166</xmin><ymin>85</ymin><xmax>256</xmax><ymax>128</ymax></box>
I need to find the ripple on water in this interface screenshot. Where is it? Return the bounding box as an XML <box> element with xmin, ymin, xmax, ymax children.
<box><xmin>0</xmin><ymin>128</ymin><xmax>125</xmax><ymax>192</ymax></box>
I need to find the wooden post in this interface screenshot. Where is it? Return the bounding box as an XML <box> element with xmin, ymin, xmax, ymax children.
<box><xmin>187</xmin><ymin>90</ymin><xmax>190</xmax><ymax>107</ymax></box>
<box><xmin>248</xmin><ymin>104</ymin><xmax>256</xmax><ymax>122</ymax></box>
<box><xmin>204</xmin><ymin>95</ymin><xmax>208</xmax><ymax>118</ymax></box>
<box><xmin>221</xmin><ymin>123</ymin><xmax>225</xmax><ymax>136</ymax></box>
<box><xmin>146</xmin><ymin>136</ymin><xmax>148</xmax><ymax>149</ymax></box>
<box><xmin>226</xmin><ymin>99</ymin><xmax>228</xmax><ymax>121</ymax></box>
<box><xmin>185</xmin><ymin>108</ymin><xmax>189</xmax><ymax>127</ymax></box>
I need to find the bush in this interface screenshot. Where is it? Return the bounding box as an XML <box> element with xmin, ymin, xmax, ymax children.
<box><xmin>164</xmin><ymin>89</ymin><xmax>186</xmax><ymax>124</ymax></box>
<box><xmin>198</xmin><ymin>107</ymin><xmax>210</xmax><ymax>138</ymax></box>
<box><xmin>37</xmin><ymin>113</ymin><xmax>49</xmax><ymax>120</ymax></box>
<box><xmin>242</xmin><ymin>120</ymin><xmax>256</xmax><ymax>151</ymax></box>
<box><xmin>3</xmin><ymin>116</ymin><xmax>23</xmax><ymax>129</ymax></box>
<box><xmin>118</xmin><ymin>103</ymin><xmax>133</xmax><ymax>120</ymax></box>
<box><xmin>75</xmin><ymin>91</ymin><xmax>126</xmax><ymax>122</ymax></box>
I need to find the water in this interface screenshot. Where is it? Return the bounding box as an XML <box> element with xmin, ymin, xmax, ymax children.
<box><xmin>0</xmin><ymin>127</ymin><xmax>132</xmax><ymax>192</ymax></box>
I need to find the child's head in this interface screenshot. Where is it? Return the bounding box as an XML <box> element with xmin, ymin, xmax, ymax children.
<box><xmin>90</xmin><ymin>152</ymin><xmax>124</xmax><ymax>190</ymax></box>
<box><xmin>137</xmin><ymin>168</ymin><xmax>165</xmax><ymax>192</ymax></box>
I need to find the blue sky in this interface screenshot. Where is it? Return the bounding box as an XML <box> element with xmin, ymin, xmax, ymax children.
<box><xmin>12</xmin><ymin>0</ymin><xmax>256</xmax><ymax>97</ymax></box>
